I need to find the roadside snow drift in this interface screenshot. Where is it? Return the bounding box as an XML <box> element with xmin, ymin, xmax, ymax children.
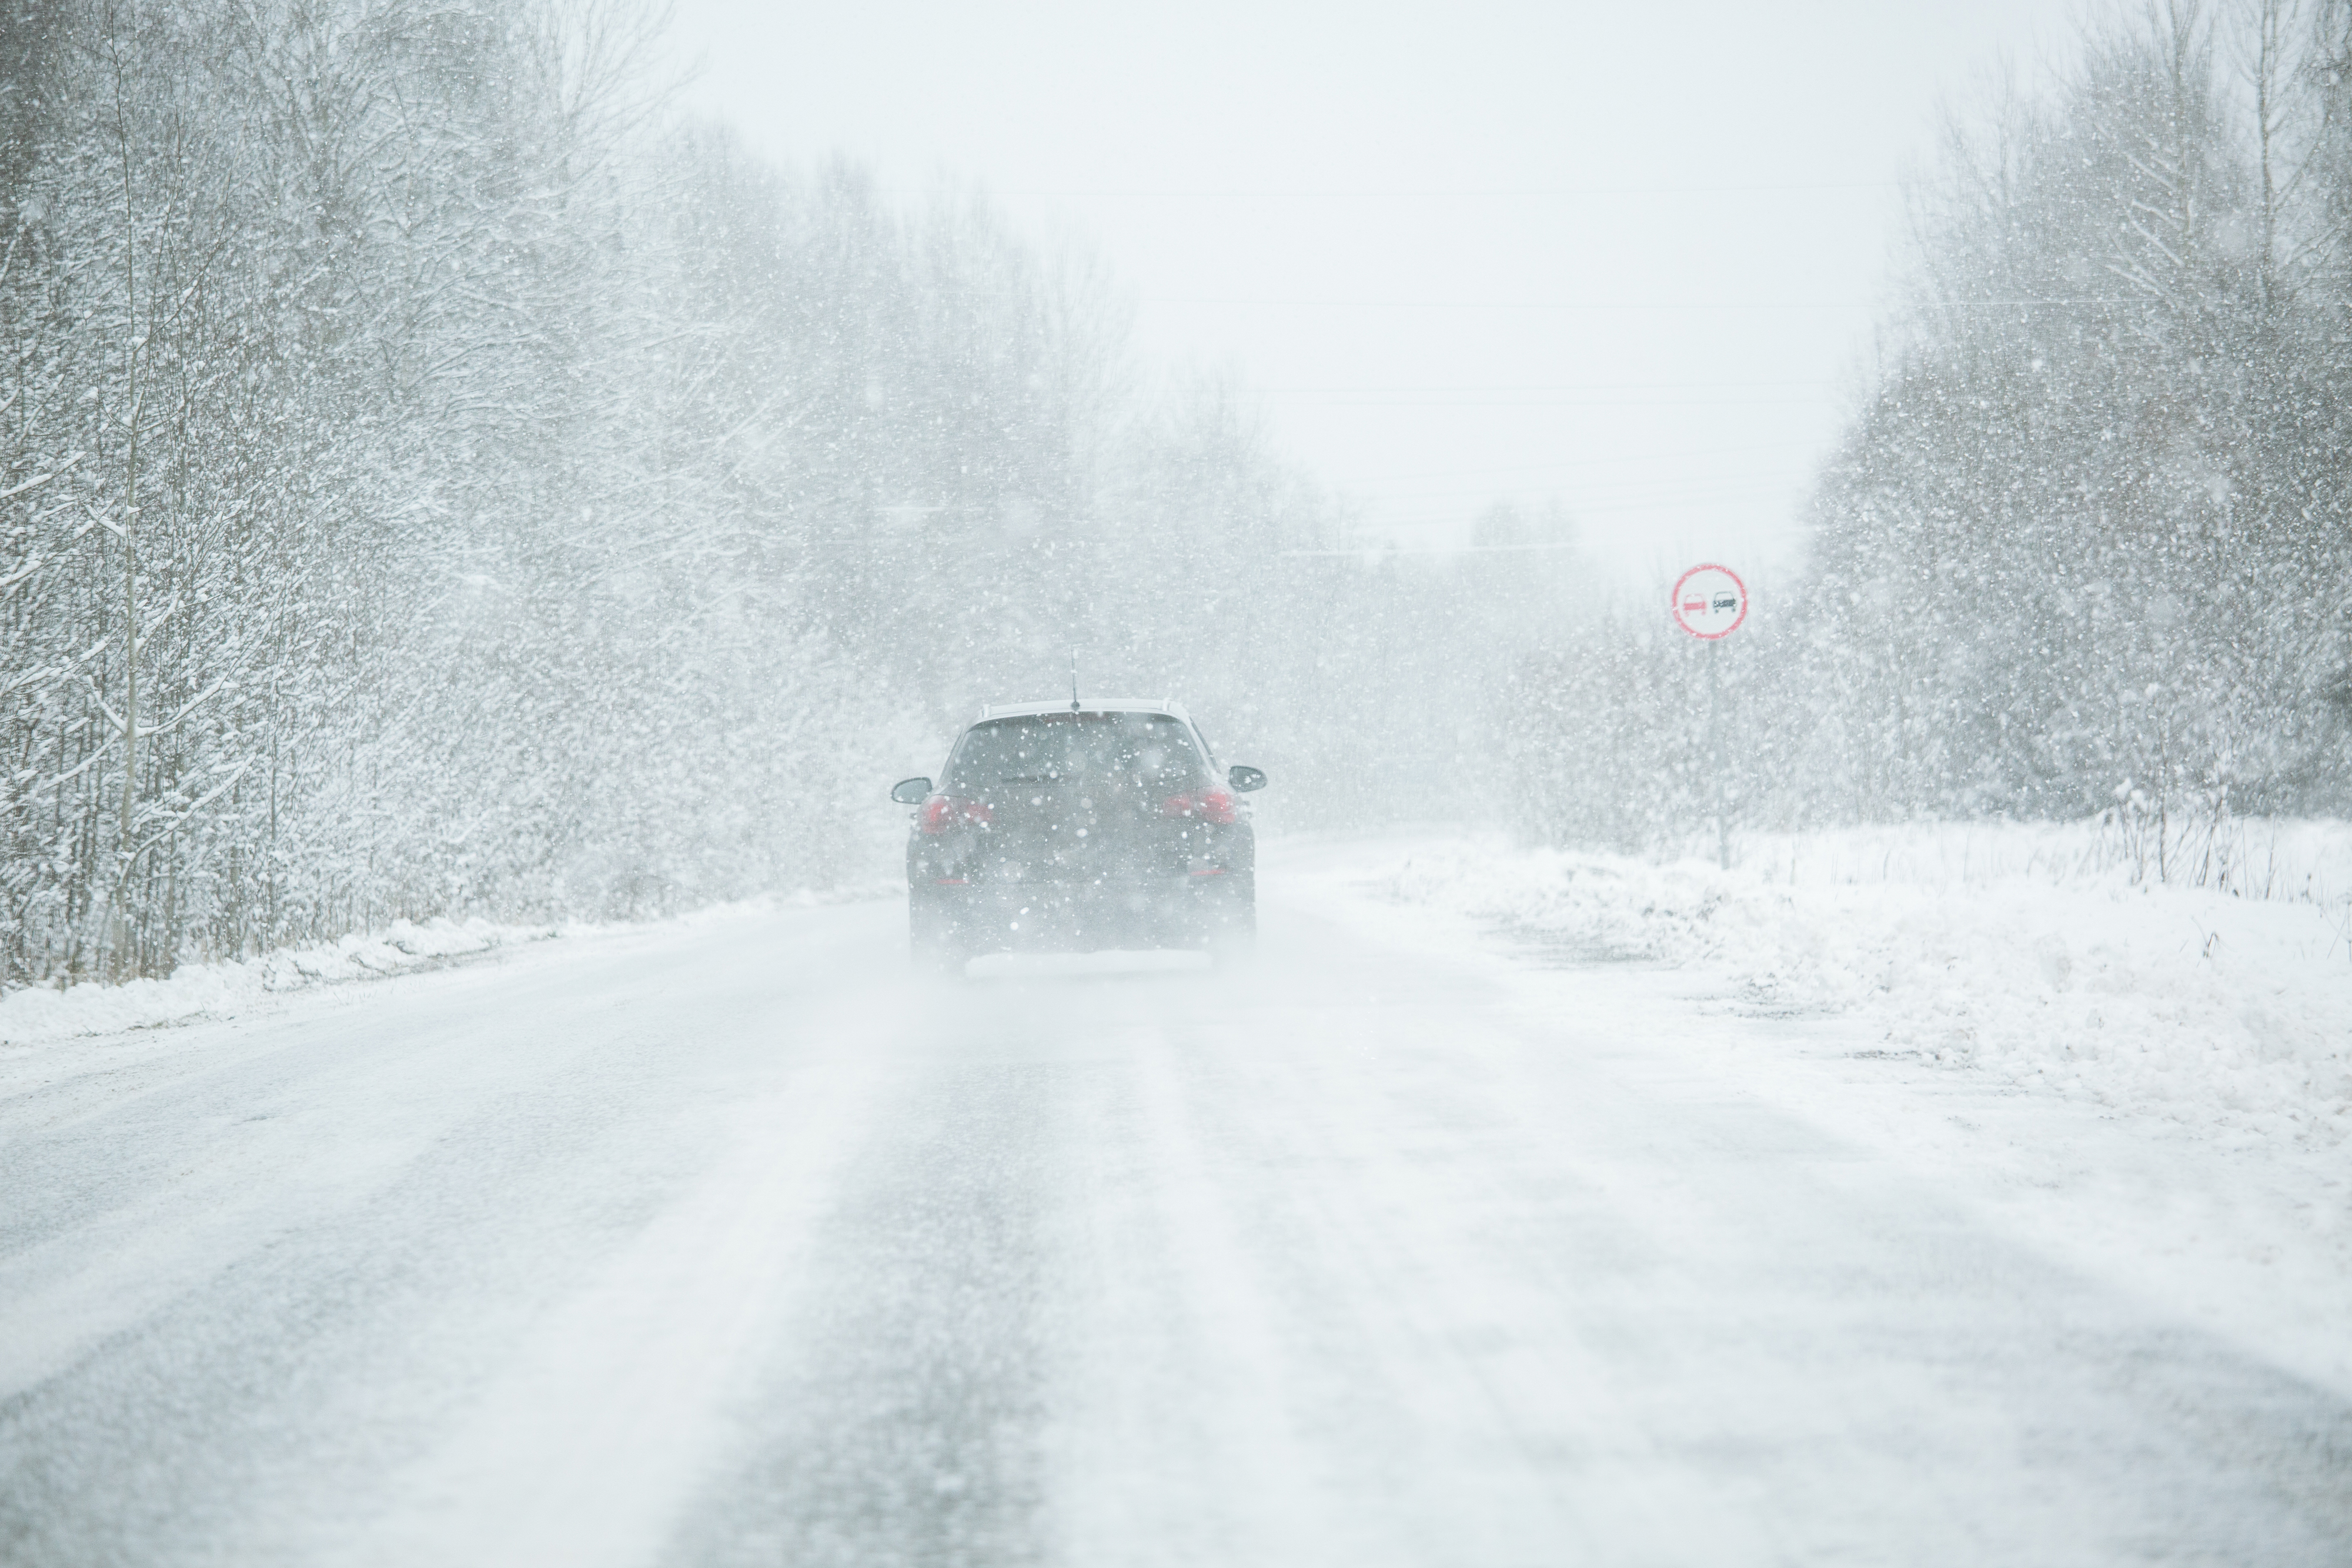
<box><xmin>0</xmin><ymin>919</ymin><xmax>552</xmax><ymax>1049</ymax></box>
<box><xmin>1374</xmin><ymin>822</ymin><xmax>2352</xmax><ymax>1145</ymax></box>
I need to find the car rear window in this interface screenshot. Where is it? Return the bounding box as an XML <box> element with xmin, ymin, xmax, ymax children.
<box><xmin>946</xmin><ymin>713</ymin><xmax>1208</xmax><ymax>790</ymax></box>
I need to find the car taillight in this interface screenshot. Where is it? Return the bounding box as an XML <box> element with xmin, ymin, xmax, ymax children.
<box><xmin>1161</xmin><ymin>788</ymin><xmax>1237</xmax><ymax>825</ymax></box>
<box><xmin>920</xmin><ymin>795</ymin><xmax>991</xmax><ymax>834</ymax></box>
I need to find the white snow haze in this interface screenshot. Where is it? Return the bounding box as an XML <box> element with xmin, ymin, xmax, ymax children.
<box><xmin>7</xmin><ymin>1</ymin><xmax>2352</xmax><ymax>1563</ymax></box>
<box><xmin>664</xmin><ymin>0</ymin><xmax>2057</xmax><ymax>576</ymax></box>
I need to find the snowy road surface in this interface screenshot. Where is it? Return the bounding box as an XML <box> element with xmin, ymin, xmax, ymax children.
<box><xmin>4</xmin><ymin>842</ymin><xmax>2350</xmax><ymax>1566</ymax></box>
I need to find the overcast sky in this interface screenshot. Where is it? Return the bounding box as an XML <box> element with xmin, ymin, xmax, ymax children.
<box><xmin>660</xmin><ymin>1</ymin><xmax>2059</xmax><ymax>586</ymax></box>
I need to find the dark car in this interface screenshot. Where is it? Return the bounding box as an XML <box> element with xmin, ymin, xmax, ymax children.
<box><xmin>890</xmin><ymin>698</ymin><xmax>1267</xmax><ymax>970</ymax></box>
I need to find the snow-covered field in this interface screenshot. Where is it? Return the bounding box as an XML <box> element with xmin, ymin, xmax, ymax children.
<box><xmin>1374</xmin><ymin>820</ymin><xmax>2352</xmax><ymax>1146</ymax></box>
<box><xmin>1334</xmin><ymin>823</ymin><xmax>2352</xmax><ymax>1405</ymax></box>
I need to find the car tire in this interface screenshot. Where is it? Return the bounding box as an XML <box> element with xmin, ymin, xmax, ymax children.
<box><xmin>1208</xmin><ymin>877</ymin><xmax>1256</xmax><ymax>965</ymax></box>
<box><xmin>910</xmin><ymin>896</ymin><xmax>966</xmax><ymax>975</ymax></box>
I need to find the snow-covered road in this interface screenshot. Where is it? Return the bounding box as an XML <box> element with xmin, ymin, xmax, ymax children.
<box><xmin>4</xmin><ymin>842</ymin><xmax>2348</xmax><ymax>1566</ymax></box>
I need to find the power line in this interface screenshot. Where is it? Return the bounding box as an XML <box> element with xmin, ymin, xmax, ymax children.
<box><xmin>1148</xmin><ymin>295</ymin><xmax>2144</xmax><ymax>312</ymax></box>
<box><xmin>879</xmin><ymin>182</ymin><xmax>1902</xmax><ymax>199</ymax></box>
<box><xmin>1147</xmin><ymin>296</ymin><xmax>1882</xmax><ymax>312</ymax></box>
<box><xmin>1361</xmin><ymin>487</ymin><xmax>1800</xmax><ymax>530</ymax></box>
<box><xmin>1278</xmin><ymin>396</ymin><xmax>1835</xmax><ymax>409</ymax></box>
<box><xmin>1346</xmin><ymin>442</ymin><xmax>1802</xmax><ymax>482</ymax></box>
<box><xmin>1266</xmin><ymin>379</ymin><xmax>1835</xmax><ymax>392</ymax></box>
<box><xmin>1364</xmin><ymin>471</ymin><xmax>1809</xmax><ymax>506</ymax></box>
<box><xmin>1280</xmin><ymin>540</ymin><xmax>1586</xmax><ymax>557</ymax></box>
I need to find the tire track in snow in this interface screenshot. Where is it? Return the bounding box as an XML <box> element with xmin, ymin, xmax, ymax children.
<box><xmin>353</xmin><ymin>1033</ymin><xmax>887</xmax><ymax>1568</ymax></box>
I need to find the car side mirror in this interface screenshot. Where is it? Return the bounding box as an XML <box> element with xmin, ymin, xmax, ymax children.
<box><xmin>891</xmin><ymin>777</ymin><xmax>932</xmax><ymax>805</ymax></box>
<box><xmin>1227</xmin><ymin>764</ymin><xmax>1267</xmax><ymax>793</ymax></box>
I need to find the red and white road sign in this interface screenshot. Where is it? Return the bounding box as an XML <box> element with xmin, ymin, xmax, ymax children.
<box><xmin>1671</xmin><ymin>563</ymin><xmax>1748</xmax><ymax>640</ymax></box>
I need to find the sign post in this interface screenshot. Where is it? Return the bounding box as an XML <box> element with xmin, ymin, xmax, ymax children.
<box><xmin>1670</xmin><ymin>564</ymin><xmax>1748</xmax><ymax>870</ymax></box>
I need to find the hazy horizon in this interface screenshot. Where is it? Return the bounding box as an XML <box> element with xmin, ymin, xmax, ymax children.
<box><xmin>662</xmin><ymin>0</ymin><xmax>2058</xmax><ymax>585</ymax></box>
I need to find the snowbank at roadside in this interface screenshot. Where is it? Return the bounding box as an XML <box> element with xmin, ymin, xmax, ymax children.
<box><xmin>0</xmin><ymin>881</ymin><xmax>902</xmax><ymax>1050</ymax></box>
<box><xmin>1373</xmin><ymin>822</ymin><xmax>2352</xmax><ymax>1145</ymax></box>
<box><xmin>0</xmin><ymin>918</ymin><xmax>556</xmax><ymax>1048</ymax></box>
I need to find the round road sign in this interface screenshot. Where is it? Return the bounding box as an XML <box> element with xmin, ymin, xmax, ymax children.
<box><xmin>1671</xmin><ymin>563</ymin><xmax>1748</xmax><ymax>640</ymax></box>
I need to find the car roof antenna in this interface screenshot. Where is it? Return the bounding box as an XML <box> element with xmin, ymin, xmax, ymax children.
<box><xmin>1070</xmin><ymin>647</ymin><xmax>1081</xmax><ymax>712</ymax></box>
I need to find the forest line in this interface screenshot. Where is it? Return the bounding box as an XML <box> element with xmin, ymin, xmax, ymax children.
<box><xmin>1512</xmin><ymin>0</ymin><xmax>2352</xmax><ymax>865</ymax></box>
<box><xmin>8</xmin><ymin>0</ymin><xmax>2351</xmax><ymax>988</ymax></box>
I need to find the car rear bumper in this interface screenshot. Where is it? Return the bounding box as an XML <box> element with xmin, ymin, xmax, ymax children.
<box><xmin>915</xmin><ymin>872</ymin><xmax>1251</xmax><ymax>954</ymax></box>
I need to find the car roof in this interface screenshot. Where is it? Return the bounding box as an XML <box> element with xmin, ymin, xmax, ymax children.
<box><xmin>973</xmin><ymin>697</ymin><xmax>1191</xmax><ymax>723</ymax></box>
